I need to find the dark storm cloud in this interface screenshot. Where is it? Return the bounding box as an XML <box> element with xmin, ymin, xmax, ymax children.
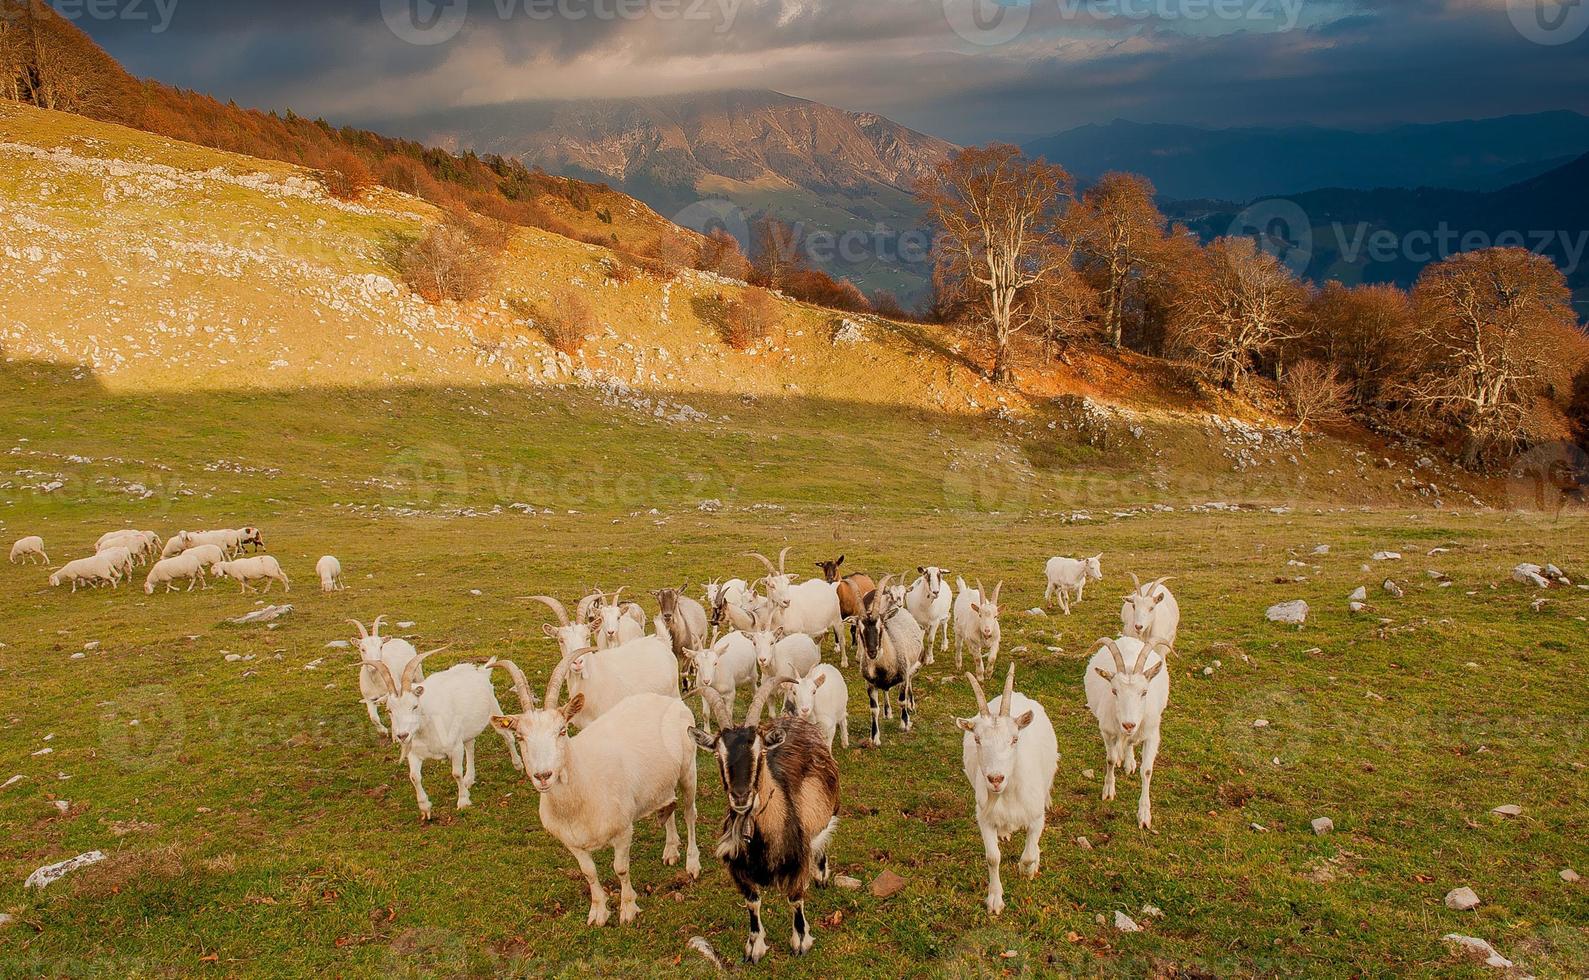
<box><xmin>67</xmin><ymin>0</ymin><xmax>1589</xmax><ymax>142</ymax></box>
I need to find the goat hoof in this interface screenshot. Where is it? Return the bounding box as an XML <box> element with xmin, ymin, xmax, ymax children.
<box><xmin>1021</xmin><ymin>860</ymin><xmax>1039</xmax><ymax>879</ymax></box>
<box><xmin>986</xmin><ymin>896</ymin><xmax>1005</xmax><ymax>917</ymax></box>
<box><xmin>588</xmin><ymin>904</ymin><xmax>610</xmax><ymax>927</ymax></box>
<box><xmin>686</xmin><ymin>856</ymin><xmax>701</xmax><ymax>879</ymax></box>
<box><xmin>663</xmin><ymin>848</ymin><xmax>680</xmax><ymax>866</ymax></box>
<box><xmin>745</xmin><ymin>935</ymin><xmax>769</xmax><ymax>963</ymax></box>
<box><xmin>792</xmin><ymin>933</ymin><xmax>813</xmax><ymax>955</ymax></box>
<box><xmin>619</xmin><ymin>901</ymin><xmax>639</xmax><ymax>925</ymax></box>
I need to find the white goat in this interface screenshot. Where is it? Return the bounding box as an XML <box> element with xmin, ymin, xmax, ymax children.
<box><xmin>905</xmin><ymin>566</ymin><xmax>953</xmax><ymax>664</ymax></box>
<box><xmin>785</xmin><ymin>663</ymin><xmax>849</xmax><ymax>750</ymax></box>
<box><xmin>492</xmin><ymin>663</ymin><xmax>700</xmax><ymax>926</ymax></box>
<box><xmin>1120</xmin><ymin>574</ymin><xmax>1180</xmax><ymax>649</ymax></box>
<box><xmin>686</xmin><ymin>633</ymin><xmax>759</xmax><ymax>734</ymax></box>
<box><xmin>747</xmin><ymin>549</ymin><xmax>844</xmax><ymax>657</ymax></box>
<box><xmin>557</xmin><ymin>638</ymin><xmax>680</xmax><ymax>729</ymax></box>
<box><xmin>703</xmin><ymin>578</ymin><xmax>756</xmax><ymax>640</ymax></box>
<box><xmin>49</xmin><ymin>553</ymin><xmax>123</xmax><ymax>592</ymax></box>
<box><xmin>372</xmin><ymin>651</ymin><xmax>528</xmax><ymax>821</ymax></box>
<box><xmin>351</xmin><ymin>617</ymin><xmax>421</xmax><ymax>738</ymax></box>
<box><xmin>747</xmin><ymin>609</ymin><xmax>821</xmax><ymax>681</ymax></box>
<box><xmin>957</xmin><ymin>665</ymin><xmax>1058</xmax><ymax>916</ymax></box>
<box><xmin>527</xmin><ymin>595</ymin><xmax>594</xmax><ymax>658</ymax></box>
<box><xmin>10</xmin><ymin>536</ymin><xmax>48</xmax><ymax>565</ymax></box>
<box><xmin>1044</xmin><ymin>554</ymin><xmax>1102</xmax><ymax>614</ymax></box>
<box><xmin>144</xmin><ymin>551</ymin><xmax>210</xmax><ymax>593</ymax></box>
<box><xmin>580</xmin><ymin>588</ymin><xmax>647</xmax><ymax>650</ymax></box>
<box><xmin>953</xmin><ymin>578</ymin><xmax>1003</xmax><ymax>678</ymax></box>
<box><xmin>1083</xmin><ymin>636</ymin><xmax>1172</xmax><ymax>829</ymax></box>
<box><xmin>211</xmin><ymin>556</ymin><xmax>290</xmax><ymax>593</ymax></box>
<box><xmin>316</xmin><ymin>555</ymin><xmax>344</xmax><ymax>592</ymax></box>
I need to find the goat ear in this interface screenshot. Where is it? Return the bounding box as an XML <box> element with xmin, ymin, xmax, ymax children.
<box><xmin>561</xmin><ymin>693</ymin><xmax>585</xmax><ymax>721</ymax></box>
<box><xmin>541</xmin><ymin>623</ymin><xmax>558</xmax><ymax>638</ymax></box>
<box><xmin>970</xmin><ymin>603</ymin><xmax>980</xmax><ymax>615</ymax></box>
<box><xmin>1014</xmin><ymin>710</ymin><xmax>1035</xmax><ymax>730</ymax></box>
<box><xmin>773</xmin><ymin>627</ymin><xmax>787</xmax><ymax>640</ymax></box>
<box><xmin>490</xmin><ymin>715</ymin><xmax>516</xmax><ymax>731</ymax></box>
<box><xmin>917</xmin><ymin>565</ymin><xmax>926</xmax><ymax>574</ymax></box>
<box><xmin>688</xmin><ymin>727</ymin><xmax>716</xmax><ymax>750</ymax></box>
<box><xmin>1144</xmin><ymin>662</ymin><xmax>1165</xmax><ymax>681</ymax></box>
<box><xmin>761</xmin><ymin>729</ymin><xmax>787</xmax><ymax>751</ymax></box>
<box><xmin>954</xmin><ymin>716</ymin><xmax>977</xmax><ymax>733</ymax></box>
<box><xmin>1094</xmin><ymin>667</ymin><xmax>1114</xmax><ymax>681</ymax></box>
<box><xmin>412</xmin><ymin>684</ymin><xmax>425</xmax><ymax>698</ymax></box>
<box><xmin>836</xmin><ymin>555</ymin><xmax>844</xmax><ymax>566</ymax></box>
<box><xmin>811</xmin><ymin>672</ymin><xmax>825</xmax><ymax>689</ymax></box>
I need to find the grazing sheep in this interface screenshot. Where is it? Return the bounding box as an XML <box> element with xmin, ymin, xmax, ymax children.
<box><xmin>144</xmin><ymin>551</ymin><xmax>211</xmax><ymax>593</ymax></box>
<box><xmin>691</xmin><ymin>679</ymin><xmax>840</xmax><ymax>962</ymax></box>
<box><xmin>372</xmin><ymin>651</ymin><xmax>528</xmax><ymax>821</ymax></box>
<box><xmin>211</xmin><ymin>555</ymin><xmax>290</xmax><ymax>593</ymax></box>
<box><xmin>1120</xmin><ymin>574</ymin><xmax>1180</xmax><ymax>649</ymax></box>
<box><xmin>1083</xmin><ymin>636</ymin><xmax>1172</xmax><ymax>829</ymax></box>
<box><xmin>785</xmin><ymin>663</ymin><xmax>849</xmax><ymax>750</ymax></box>
<box><xmin>316</xmin><ymin>555</ymin><xmax>344</xmax><ymax>592</ymax></box>
<box><xmin>687</xmin><ymin>633</ymin><xmax>760</xmax><ymax>735</ymax></box>
<box><xmin>49</xmin><ymin>553</ymin><xmax>123</xmax><ymax>592</ymax></box>
<box><xmin>492</xmin><ymin>661</ymin><xmax>701</xmax><ymax>926</ymax></box>
<box><xmin>351</xmin><ymin>617</ymin><xmax>422</xmax><ymax>738</ymax></box>
<box><xmin>1044</xmin><ymin>554</ymin><xmax>1102</xmax><ymax>614</ymax></box>
<box><xmin>953</xmin><ymin>578</ymin><xmax>1004</xmax><ymax>678</ymax></box>
<box><xmin>957</xmin><ymin>665</ymin><xmax>1058</xmax><ymax>916</ymax></box>
<box><xmin>96</xmin><ymin>546</ymin><xmax>135</xmax><ymax>584</ymax></box>
<box><xmin>97</xmin><ymin>530</ymin><xmax>160</xmax><ymax>566</ymax></box>
<box><xmin>9</xmin><ymin>536</ymin><xmax>48</xmax><ymax>565</ymax></box>
<box><xmin>905</xmin><ymin>566</ymin><xmax>953</xmax><ymax>664</ymax></box>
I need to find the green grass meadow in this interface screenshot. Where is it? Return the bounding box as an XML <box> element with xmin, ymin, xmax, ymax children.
<box><xmin>0</xmin><ymin>362</ymin><xmax>1585</xmax><ymax>977</ymax></box>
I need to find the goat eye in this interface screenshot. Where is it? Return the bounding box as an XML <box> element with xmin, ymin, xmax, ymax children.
<box><xmin>973</xmin><ymin>736</ymin><xmax>981</xmax><ymax>745</ymax></box>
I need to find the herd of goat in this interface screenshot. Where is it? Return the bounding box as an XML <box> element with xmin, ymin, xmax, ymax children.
<box><xmin>11</xmin><ymin>534</ymin><xmax>1183</xmax><ymax>963</ymax></box>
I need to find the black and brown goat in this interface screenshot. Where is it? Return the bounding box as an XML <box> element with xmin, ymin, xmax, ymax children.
<box><xmin>691</xmin><ymin>677</ymin><xmax>840</xmax><ymax>963</ymax></box>
<box><xmin>853</xmin><ymin>574</ymin><xmax>924</xmax><ymax>746</ymax></box>
<box><xmin>815</xmin><ymin>555</ymin><xmax>874</xmax><ymax>668</ymax></box>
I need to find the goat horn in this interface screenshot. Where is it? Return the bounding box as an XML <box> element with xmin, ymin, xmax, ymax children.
<box><xmin>992</xmin><ymin>580</ymin><xmax>1003</xmax><ymax>605</ymax></box>
<box><xmin>608</xmin><ymin>586</ymin><xmax>626</xmax><ymax>604</ymax></box>
<box><xmin>348</xmin><ymin>618</ymin><xmax>369</xmax><ymax>639</ymax></box>
<box><xmin>400</xmin><ymin>645</ymin><xmax>449</xmax><ymax>693</ymax></box>
<box><xmin>488</xmin><ymin>659</ymin><xmax>536</xmax><ymax>711</ymax></box>
<box><xmin>1086</xmin><ymin>637</ymin><xmax>1128</xmax><ymax>673</ymax></box>
<box><xmin>999</xmin><ymin>663</ymin><xmax>1016</xmax><ymax>717</ymax></box>
<box><xmin>543</xmin><ymin>650</ymin><xmax>586</xmax><ymax>709</ymax></box>
<box><xmin>1140</xmin><ymin>639</ymin><xmax>1174</xmax><ymax>672</ymax></box>
<box><xmin>976</xmin><ymin>578</ymin><xmax>986</xmax><ymax>602</ymax></box>
<box><xmin>745</xmin><ymin>674</ymin><xmax>797</xmax><ymax>728</ymax></box>
<box><xmin>1147</xmin><ymin>576</ymin><xmax>1173</xmax><ymax>596</ymax></box>
<box><xmin>966</xmin><ymin>673</ymin><xmax>991</xmax><ymax>716</ymax></box>
<box><xmin>687</xmin><ymin>685</ymin><xmax>734</xmax><ymax>730</ymax></box>
<box><xmin>744</xmin><ymin>552</ymin><xmax>777</xmax><ymax>575</ymax></box>
<box><xmin>777</xmin><ymin>546</ymin><xmax>791</xmax><ymax>574</ymax></box>
<box><xmin>1128</xmin><ymin>572</ymin><xmax>1141</xmax><ymax>592</ymax></box>
<box><xmin>527</xmin><ymin>595</ymin><xmax>570</xmax><ymax>627</ymax></box>
<box><xmin>356</xmin><ymin>659</ymin><xmax>398</xmax><ymax>696</ymax></box>
<box><xmin>371</xmin><ymin>614</ymin><xmax>386</xmax><ymax>636</ymax></box>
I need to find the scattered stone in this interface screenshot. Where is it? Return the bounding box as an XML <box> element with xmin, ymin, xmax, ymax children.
<box><xmin>469</xmin><ymin>589</ymin><xmax>483</xmax><ymax>596</ymax></box>
<box><xmin>50</xmin><ymin>800</ymin><xmax>69</xmax><ymax>813</ymax></box>
<box><xmin>1561</xmin><ymin>868</ymin><xmax>1580</xmax><ymax>883</ymax></box>
<box><xmin>1076</xmin><ymin>836</ymin><xmax>1092</xmax><ymax>850</ymax></box>
<box><xmin>870</xmin><ymin>870</ymin><xmax>906</xmax><ymax>899</ymax></box>
<box><xmin>832</xmin><ymin>319</ymin><xmax>866</xmax><ymax>345</ymax></box>
<box><xmin>224</xmin><ymin>653</ymin><xmax>243</xmax><ymax>662</ymax></box>
<box><xmin>1382</xmin><ymin>579</ymin><xmax>1404</xmax><ymax>598</ymax></box>
<box><xmin>1444</xmin><ymin>887</ymin><xmax>1480</xmax><ymax>911</ymax></box>
<box><xmin>1512</xmin><ymin>564</ymin><xmax>1550</xmax><ymax>588</ymax></box>
<box><xmin>1141</xmin><ymin>904</ymin><xmax>1163</xmax><ymax>918</ymax></box>
<box><xmin>1252</xmin><ymin>718</ymin><xmax>1270</xmax><ymax>728</ymax></box>
<box><xmin>1113</xmin><ymin>911</ymin><xmax>1141</xmax><ymax>933</ymax></box>
<box><xmin>1441</xmin><ymin>934</ymin><xmax>1513</xmax><ymax>970</ymax></box>
<box><xmin>1372</xmin><ymin>551</ymin><xmax>1402</xmax><ymax>561</ymax></box>
<box><xmin>1311</xmin><ymin>817</ymin><xmax>1334</xmax><ymax>835</ymax></box>
<box><xmin>230</xmin><ymin>604</ymin><xmax>292</xmax><ymax>625</ymax></box>
<box><xmin>1490</xmin><ymin>804</ymin><xmax>1522</xmax><ymax>818</ymax></box>
<box><xmin>1530</xmin><ymin>597</ymin><xmax>1548</xmax><ymax>612</ymax></box>
<box><xmin>1312</xmin><ymin>545</ymin><xmax>1330</xmax><ymax>555</ymax></box>
<box><xmin>1025</xmin><ymin>607</ymin><xmax>1046</xmax><ymax>616</ymax></box>
<box><xmin>325</xmin><ymin>640</ymin><xmax>351</xmax><ymax>649</ymax></box>
<box><xmin>1266</xmin><ymin>600</ymin><xmax>1308</xmax><ymax>625</ymax></box>
<box><xmin>833</xmin><ymin>874</ymin><xmax>862</xmax><ymax>890</ymax></box>
<box><xmin>1</xmin><ymin>775</ymin><xmax>24</xmax><ymax>791</ymax></box>
<box><xmin>1349</xmin><ymin>602</ymin><xmax>1367</xmax><ymax>613</ymax></box>
<box><xmin>0</xmin><ymin>913</ymin><xmax>14</xmax><ymax>929</ymax></box>
<box><xmin>697</xmin><ymin>499</ymin><xmax>723</xmax><ymax>513</ymax></box>
<box><xmin>1082</xmin><ymin>768</ymin><xmax>1095</xmax><ymax>779</ymax></box>
<box><xmin>25</xmin><ymin>850</ymin><xmax>107</xmax><ymax>889</ymax></box>
<box><xmin>1349</xmin><ymin>586</ymin><xmax>1368</xmax><ymax>601</ymax></box>
<box><xmin>1202</xmin><ymin>666</ymin><xmax>1214</xmax><ymax>676</ymax></box>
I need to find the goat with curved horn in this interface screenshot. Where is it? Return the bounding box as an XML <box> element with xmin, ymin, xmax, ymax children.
<box><xmin>1084</xmin><ymin>635</ymin><xmax>1171</xmax><ymax>829</ymax></box>
<box><xmin>954</xmin><ymin>575</ymin><xmax>1004</xmax><ymax>679</ymax></box>
<box><xmin>351</xmin><ymin>613</ymin><xmax>423</xmax><ymax>740</ymax></box>
<box><xmin>1119</xmin><ymin>575</ymin><xmax>1180</xmax><ymax>649</ymax></box>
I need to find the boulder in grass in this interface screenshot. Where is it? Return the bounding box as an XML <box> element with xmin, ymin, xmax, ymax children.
<box><xmin>1442</xmin><ymin>935</ymin><xmax>1513</xmax><ymax>970</ymax></box>
<box><xmin>870</xmin><ymin>870</ymin><xmax>906</xmax><ymax>899</ymax></box>
<box><xmin>25</xmin><ymin>851</ymin><xmax>107</xmax><ymax>890</ymax></box>
<box><xmin>1512</xmin><ymin>564</ymin><xmax>1550</xmax><ymax>588</ymax></box>
<box><xmin>1444</xmin><ymin>887</ymin><xmax>1480</xmax><ymax>911</ymax></box>
<box><xmin>1266</xmin><ymin>600</ymin><xmax>1308</xmax><ymax>625</ymax></box>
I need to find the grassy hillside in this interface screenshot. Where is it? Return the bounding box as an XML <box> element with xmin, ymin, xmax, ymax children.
<box><xmin>3</xmin><ymin>101</ymin><xmax>1586</xmax><ymax>977</ymax></box>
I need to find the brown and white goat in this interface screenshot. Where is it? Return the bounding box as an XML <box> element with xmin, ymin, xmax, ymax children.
<box><xmin>815</xmin><ymin>555</ymin><xmax>874</xmax><ymax>668</ymax></box>
<box><xmin>691</xmin><ymin>678</ymin><xmax>840</xmax><ymax>963</ymax></box>
<box><xmin>653</xmin><ymin>584</ymin><xmax>709</xmax><ymax>686</ymax></box>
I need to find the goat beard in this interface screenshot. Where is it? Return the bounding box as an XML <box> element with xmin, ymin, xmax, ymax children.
<box><xmin>715</xmin><ymin>809</ymin><xmax>757</xmax><ymax>860</ymax></box>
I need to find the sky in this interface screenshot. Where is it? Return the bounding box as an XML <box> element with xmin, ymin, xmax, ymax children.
<box><xmin>69</xmin><ymin>0</ymin><xmax>1589</xmax><ymax>143</ymax></box>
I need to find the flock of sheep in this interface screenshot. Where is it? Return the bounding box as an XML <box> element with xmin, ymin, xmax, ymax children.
<box><xmin>10</xmin><ymin>529</ymin><xmax>343</xmax><ymax>595</ymax></box>
<box><xmin>336</xmin><ymin>546</ymin><xmax>1181</xmax><ymax>963</ymax></box>
<box><xmin>11</xmin><ymin>529</ymin><xmax>1184</xmax><ymax>963</ymax></box>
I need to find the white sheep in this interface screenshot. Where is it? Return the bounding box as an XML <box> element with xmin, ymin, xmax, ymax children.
<box><xmin>953</xmin><ymin>578</ymin><xmax>1003</xmax><ymax>678</ymax></box>
<box><xmin>556</xmin><ymin>637</ymin><xmax>680</xmax><ymax>728</ymax></box>
<box><xmin>687</xmin><ymin>632</ymin><xmax>760</xmax><ymax>734</ymax></box>
<box><xmin>492</xmin><ymin>663</ymin><xmax>701</xmax><ymax>926</ymax></box>
<box><xmin>373</xmin><ymin>651</ymin><xmax>528</xmax><ymax>821</ymax></box>
<box><xmin>144</xmin><ymin>551</ymin><xmax>211</xmax><ymax>593</ymax></box>
<box><xmin>351</xmin><ymin>617</ymin><xmax>422</xmax><ymax>737</ymax></box>
<box><xmin>905</xmin><ymin>566</ymin><xmax>953</xmax><ymax>664</ymax></box>
<box><xmin>96</xmin><ymin>546</ymin><xmax>135</xmax><ymax>585</ymax></box>
<box><xmin>1083</xmin><ymin>636</ymin><xmax>1172</xmax><ymax>829</ymax></box>
<box><xmin>785</xmin><ymin>663</ymin><xmax>849</xmax><ymax>750</ymax></box>
<box><xmin>316</xmin><ymin>555</ymin><xmax>344</xmax><ymax>592</ymax></box>
<box><xmin>49</xmin><ymin>553</ymin><xmax>122</xmax><ymax>592</ymax></box>
<box><xmin>957</xmin><ymin>665</ymin><xmax>1058</xmax><ymax>916</ymax></box>
<box><xmin>9</xmin><ymin>536</ymin><xmax>48</xmax><ymax>565</ymax></box>
<box><xmin>1120</xmin><ymin>574</ymin><xmax>1180</xmax><ymax>649</ymax></box>
<box><xmin>97</xmin><ymin>530</ymin><xmax>159</xmax><ymax>566</ymax></box>
<box><xmin>211</xmin><ymin>556</ymin><xmax>290</xmax><ymax>593</ymax></box>
<box><xmin>1044</xmin><ymin>554</ymin><xmax>1102</xmax><ymax>614</ymax></box>
<box><xmin>184</xmin><ymin>544</ymin><xmax>227</xmax><ymax>577</ymax></box>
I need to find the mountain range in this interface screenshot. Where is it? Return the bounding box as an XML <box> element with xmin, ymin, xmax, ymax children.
<box><xmin>383</xmin><ymin>90</ymin><xmax>957</xmax><ymax>303</ymax></box>
<box><xmin>1024</xmin><ymin>113</ymin><xmax>1589</xmax><ymax>202</ymax></box>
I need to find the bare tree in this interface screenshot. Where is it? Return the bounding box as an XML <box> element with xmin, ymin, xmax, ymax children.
<box><xmin>1169</xmin><ymin>236</ymin><xmax>1307</xmax><ymax>389</ymax></box>
<box><xmin>749</xmin><ymin>215</ymin><xmax>805</xmax><ymax>289</ymax></box>
<box><xmin>1298</xmin><ymin>282</ymin><xmax>1417</xmax><ymax>409</ymax></box>
<box><xmin>1281</xmin><ymin>358</ymin><xmax>1351</xmax><ymax>430</ymax></box>
<box><xmin>1404</xmin><ymin>247</ymin><xmax>1577</xmax><ymax>463</ymax></box>
<box><xmin>0</xmin><ymin>2</ymin><xmax>21</xmax><ymax>103</ymax></box>
<box><xmin>918</xmin><ymin>144</ymin><xmax>1075</xmax><ymax>383</ymax></box>
<box><xmin>1067</xmin><ymin>172</ymin><xmax>1168</xmax><ymax>348</ymax></box>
